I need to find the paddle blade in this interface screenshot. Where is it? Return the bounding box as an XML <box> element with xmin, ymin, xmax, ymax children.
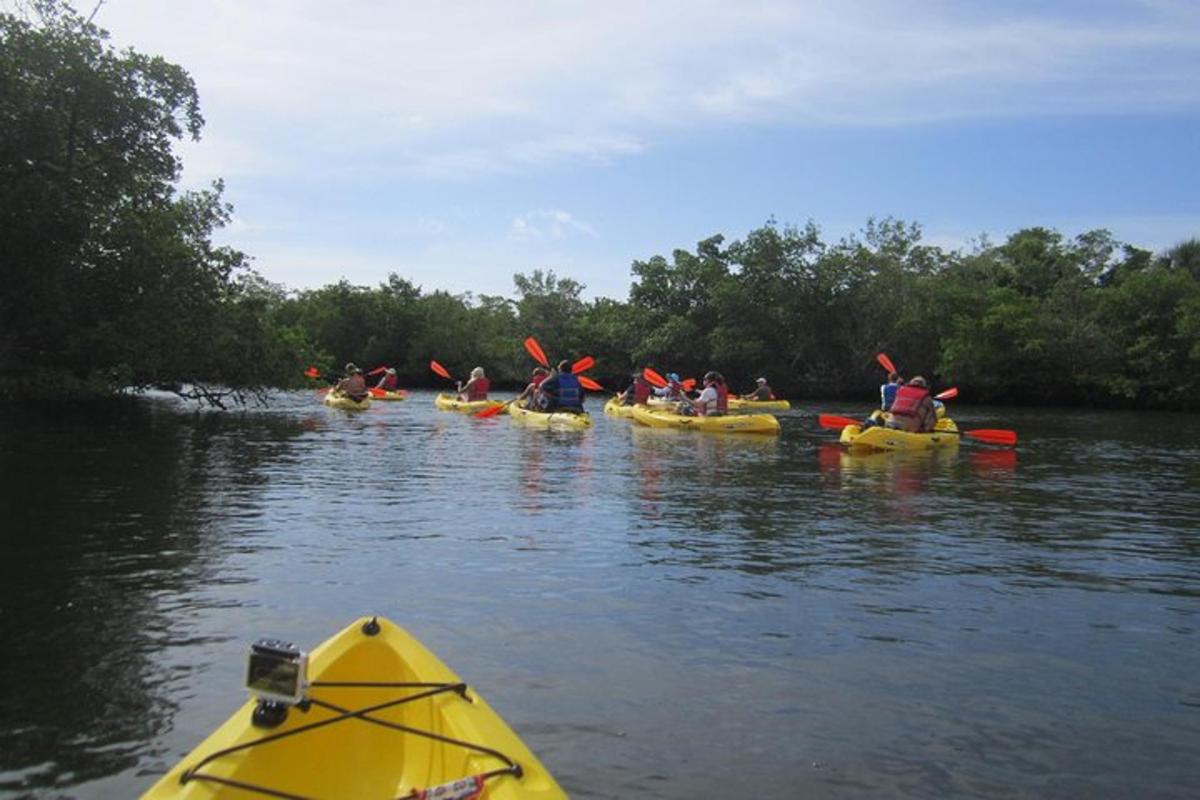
<box><xmin>524</xmin><ymin>337</ymin><xmax>550</xmax><ymax>367</ymax></box>
<box><xmin>876</xmin><ymin>352</ymin><xmax>897</xmax><ymax>374</ymax></box>
<box><xmin>681</xmin><ymin>378</ymin><xmax>696</xmax><ymax>391</ymax></box>
<box><xmin>578</xmin><ymin>375</ymin><xmax>603</xmax><ymax>391</ymax></box>
<box><xmin>368</xmin><ymin>387</ymin><xmax>386</xmax><ymax>397</ymax></box>
<box><xmin>571</xmin><ymin>356</ymin><xmax>595</xmax><ymax>374</ymax></box>
<box><xmin>965</xmin><ymin>428</ymin><xmax>1018</xmax><ymax>446</ymax></box>
<box><xmin>819</xmin><ymin>414</ymin><xmax>861</xmax><ymax>430</ymax></box>
<box><xmin>304</xmin><ymin>366</ymin><xmax>321</xmax><ymax>379</ymax></box>
<box><xmin>430</xmin><ymin>360</ymin><xmax>452</xmax><ymax>380</ymax></box>
<box><xmin>643</xmin><ymin>367</ymin><xmax>668</xmax><ymax>388</ymax></box>
<box><xmin>474</xmin><ymin>404</ymin><xmax>507</xmax><ymax>418</ymax></box>
<box><xmin>934</xmin><ymin>387</ymin><xmax>958</xmax><ymax>401</ymax></box>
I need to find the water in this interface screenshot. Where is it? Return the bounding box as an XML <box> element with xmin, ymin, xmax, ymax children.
<box><xmin>1</xmin><ymin>392</ymin><xmax>1197</xmax><ymax>798</ymax></box>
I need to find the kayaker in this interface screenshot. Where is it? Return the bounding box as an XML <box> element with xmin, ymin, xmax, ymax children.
<box><xmin>618</xmin><ymin>372</ymin><xmax>653</xmax><ymax>406</ymax></box>
<box><xmin>335</xmin><ymin>363</ymin><xmax>368</xmax><ymax>401</ymax></box>
<box><xmin>516</xmin><ymin>367</ymin><xmax>549</xmax><ymax>407</ymax></box>
<box><xmin>740</xmin><ymin>377</ymin><xmax>774</xmax><ymax>401</ymax></box>
<box><xmin>457</xmin><ymin>367</ymin><xmax>489</xmax><ymax>401</ymax></box>
<box><xmin>685</xmin><ymin>371</ymin><xmax>728</xmax><ymax>416</ymax></box>
<box><xmin>885</xmin><ymin>375</ymin><xmax>937</xmax><ymax>433</ymax></box>
<box><xmin>881</xmin><ymin>372</ymin><xmax>904</xmax><ymax>411</ymax></box>
<box><xmin>654</xmin><ymin>372</ymin><xmax>686</xmax><ymax>401</ymax></box>
<box><xmin>375</xmin><ymin>367</ymin><xmax>399</xmax><ymax>391</ymax></box>
<box><xmin>537</xmin><ymin>360</ymin><xmax>585</xmax><ymax>413</ymax></box>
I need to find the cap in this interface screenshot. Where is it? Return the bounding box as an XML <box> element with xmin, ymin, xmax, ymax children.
<box><xmin>910</xmin><ymin>376</ymin><xmax>928</xmax><ymax>388</ymax></box>
<box><xmin>668</xmin><ymin>372</ymin><xmax>680</xmax><ymax>382</ymax></box>
<box><xmin>756</xmin><ymin>377</ymin><xmax>767</xmax><ymax>384</ymax></box>
<box><xmin>386</xmin><ymin>368</ymin><xmax>396</xmax><ymax>375</ymax></box>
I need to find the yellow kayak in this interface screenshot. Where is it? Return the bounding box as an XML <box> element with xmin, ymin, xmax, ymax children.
<box><xmin>508</xmin><ymin>401</ymin><xmax>592</xmax><ymax>429</ymax></box>
<box><xmin>728</xmin><ymin>397</ymin><xmax>790</xmax><ymax>411</ymax></box>
<box><xmin>603</xmin><ymin>397</ymin><xmax>637</xmax><ymax>418</ymax></box>
<box><xmin>373</xmin><ymin>390</ymin><xmax>407</xmax><ymax>401</ymax></box>
<box><xmin>434</xmin><ymin>392</ymin><xmax>503</xmax><ymax>413</ymax></box>
<box><xmin>631</xmin><ymin>405</ymin><xmax>780</xmax><ymax>435</ymax></box>
<box><xmin>141</xmin><ymin>616</ymin><xmax>566</xmax><ymax>800</ymax></box>
<box><xmin>323</xmin><ymin>391</ymin><xmax>372</xmax><ymax>411</ymax></box>
<box><xmin>839</xmin><ymin>416</ymin><xmax>960</xmax><ymax>451</ymax></box>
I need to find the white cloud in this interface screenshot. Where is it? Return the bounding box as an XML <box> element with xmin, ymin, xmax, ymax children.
<box><xmin>510</xmin><ymin>210</ymin><xmax>599</xmax><ymax>242</ymax></box>
<box><xmin>90</xmin><ymin>1</ymin><xmax>1200</xmax><ymax>181</ymax></box>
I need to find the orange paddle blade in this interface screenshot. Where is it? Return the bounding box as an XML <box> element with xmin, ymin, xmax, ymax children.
<box><xmin>934</xmin><ymin>387</ymin><xmax>958</xmax><ymax>400</ymax></box>
<box><xmin>304</xmin><ymin>366</ymin><xmax>321</xmax><ymax>379</ymax></box>
<box><xmin>368</xmin><ymin>387</ymin><xmax>386</xmax><ymax>397</ymax></box>
<box><xmin>429</xmin><ymin>360</ymin><xmax>452</xmax><ymax>380</ymax></box>
<box><xmin>876</xmin><ymin>352</ymin><xmax>896</xmax><ymax>374</ymax></box>
<box><xmin>642</xmin><ymin>367</ymin><xmax>668</xmax><ymax>388</ymax></box>
<box><xmin>524</xmin><ymin>337</ymin><xmax>550</xmax><ymax>367</ymax></box>
<box><xmin>578</xmin><ymin>375</ymin><xmax>603</xmax><ymax>391</ymax></box>
<box><xmin>819</xmin><ymin>414</ymin><xmax>861</xmax><ymax>430</ymax></box>
<box><xmin>964</xmin><ymin>429</ymin><xmax>1018</xmax><ymax>446</ymax></box>
<box><xmin>474</xmin><ymin>403</ymin><xmax>507</xmax><ymax>418</ymax></box>
<box><xmin>681</xmin><ymin>378</ymin><xmax>696</xmax><ymax>391</ymax></box>
<box><xmin>571</xmin><ymin>356</ymin><xmax>595</xmax><ymax>374</ymax></box>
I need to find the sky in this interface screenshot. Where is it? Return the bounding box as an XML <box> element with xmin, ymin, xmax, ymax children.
<box><xmin>68</xmin><ymin>0</ymin><xmax>1200</xmax><ymax>299</ymax></box>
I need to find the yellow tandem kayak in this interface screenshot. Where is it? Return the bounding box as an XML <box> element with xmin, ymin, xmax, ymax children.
<box><xmin>839</xmin><ymin>416</ymin><xmax>960</xmax><ymax>451</ymax></box>
<box><xmin>323</xmin><ymin>391</ymin><xmax>372</xmax><ymax>411</ymax></box>
<box><xmin>603</xmin><ymin>397</ymin><xmax>637</xmax><ymax>419</ymax></box>
<box><xmin>141</xmin><ymin>616</ymin><xmax>566</xmax><ymax>800</ymax></box>
<box><xmin>434</xmin><ymin>393</ymin><xmax>504</xmax><ymax>413</ymax></box>
<box><xmin>508</xmin><ymin>401</ymin><xmax>592</xmax><ymax>429</ymax></box>
<box><xmin>631</xmin><ymin>405</ymin><xmax>781</xmax><ymax>435</ymax></box>
<box><xmin>727</xmin><ymin>397</ymin><xmax>790</xmax><ymax>411</ymax></box>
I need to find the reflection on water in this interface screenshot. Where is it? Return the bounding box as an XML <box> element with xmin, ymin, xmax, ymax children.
<box><xmin>0</xmin><ymin>395</ymin><xmax>1198</xmax><ymax>798</ymax></box>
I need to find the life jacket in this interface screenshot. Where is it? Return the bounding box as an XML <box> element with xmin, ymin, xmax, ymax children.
<box><xmin>889</xmin><ymin>384</ymin><xmax>928</xmax><ymax>418</ymax></box>
<box><xmin>379</xmin><ymin>374</ymin><xmax>398</xmax><ymax>390</ymax></box>
<box><xmin>697</xmin><ymin>383</ymin><xmax>728</xmax><ymax>416</ymax></box>
<box><xmin>881</xmin><ymin>382</ymin><xmax>900</xmax><ymax>410</ymax></box>
<box><xmin>554</xmin><ymin>373</ymin><xmax>583</xmax><ymax>410</ymax></box>
<box><xmin>625</xmin><ymin>378</ymin><xmax>651</xmax><ymax>405</ymax></box>
<box><xmin>466</xmin><ymin>377</ymin><xmax>489</xmax><ymax>401</ymax></box>
<box><xmin>342</xmin><ymin>374</ymin><xmax>367</xmax><ymax>401</ymax></box>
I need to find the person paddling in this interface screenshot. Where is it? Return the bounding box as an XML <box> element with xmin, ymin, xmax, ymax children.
<box><xmin>885</xmin><ymin>375</ymin><xmax>937</xmax><ymax>433</ymax></box>
<box><xmin>684</xmin><ymin>371</ymin><xmax>728</xmax><ymax>417</ymax></box>
<box><xmin>654</xmin><ymin>372</ymin><xmax>686</xmax><ymax>401</ymax></box>
<box><xmin>335</xmin><ymin>363</ymin><xmax>368</xmax><ymax>402</ymax></box>
<box><xmin>457</xmin><ymin>367</ymin><xmax>489</xmax><ymax>401</ymax></box>
<box><xmin>618</xmin><ymin>371</ymin><xmax>653</xmax><ymax>406</ymax></box>
<box><xmin>375</xmin><ymin>367</ymin><xmax>399</xmax><ymax>391</ymax></box>
<box><xmin>537</xmin><ymin>360</ymin><xmax>585</xmax><ymax>413</ymax></box>
<box><xmin>516</xmin><ymin>367</ymin><xmax>549</xmax><ymax>408</ymax></box>
<box><xmin>740</xmin><ymin>377</ymin><xmax>774</xmax><ymax>401</ymax></box>
<box><xmin>880</xmin><ymin>371</ymin><xmax>903</xmax><ymax>411</ymax></box>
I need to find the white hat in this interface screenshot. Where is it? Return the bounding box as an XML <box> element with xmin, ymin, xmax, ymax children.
<box><xmin>756</xmin><ymin>377</ymin><xmax>767</xmax><ymax>384</ymax></box>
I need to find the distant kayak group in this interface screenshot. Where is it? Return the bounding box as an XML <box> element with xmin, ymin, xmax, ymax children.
<box><xmin>310</xmin><ymin>343</ymin><xmax>1017</xmax><ymax>448</ymax></box>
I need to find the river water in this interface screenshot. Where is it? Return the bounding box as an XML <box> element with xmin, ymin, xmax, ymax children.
<box><xmin>0</xmin><ymin>391</ymin><xmax>1197</xmax><ymax>798</ymax></box>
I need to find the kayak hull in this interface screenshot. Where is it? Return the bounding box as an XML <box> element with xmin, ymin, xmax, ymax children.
<box><xmin>323</xmin><ymin>391</ymin><xmax>372</xmax><ymax>411</ymax></box>
<box><xmin>141</xmin><ymin>616</ymin><xmax>565</xmax><ymax>800</ymax></box>
<box><xmin>508</xmin><ymin>402</ymin><xmax>592</xmax><ymax>429</ymax></box>
<box><xmin>631</xmin><ymin>405</ymin><xmax>781</xmax><ymax>435</ymax></box>
<box><xmin>839</xmin><ymin>417</ymin><xmax>960</xmax><ymax>451</ymax></box>
<box><xmin>603</xmin><ymin>397</ymin><xmax>637</xmax><ymax>418</ymax></box>
<box><xmin>374</xmin><ymin>390</ymin><xmax>407</xmax><ymax>401</ymax></box>
<box><xmin>728</xmin><ymin>398</ymin><xmax>790</xmax><ymax>411</ymax></box>
<box><xmin>435</xmin><ymin>393</ymin><xmax>503</xmax><ymax>413</ymax></box>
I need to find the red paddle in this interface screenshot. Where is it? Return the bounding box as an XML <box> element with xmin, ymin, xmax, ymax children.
<box><xmin>935</xmin><ymin>387</ymin><xmax>958</xmax><ymax>401</ymax></box>
<box><xmin>819</xmin><ymin>414</ymin><xmax>861</xmax><ymax>430</ymax></box>
<box><xmin>571</xmin><ymin>356</ymin><xmax>595</xmax><ymax>374</ymax></box>
<box><xmin>963</xmin><ymin>429</ymin><xmax>1018</xmax><ymax>446</ymax></box>
<box><xmin>524</xmin><ymin>337</ymin><xmax>550</xmax><ymax>368</ymax></box>
<box><xmin>429</xmin><ymin>360</ymin><xmax>453</xmax><ymax>381</ymax></box>
<box><xmin>877</xmin><ymin>352</ymin><xmax>897</xmax><ymax>373</ymax></box>
<box><xmin>578</xmin><ymin>375</ymin><xmax>603</xmax><ymax>391</ymax></box>
<box><xmin>474</xmin><ymin>400</ymin><xmax>511</xmax><ymax>419</ymax></box>
<box><xmin>643</xmin><ymin>368</ymin><xmax>668</xmax><ymax>388</ymax></box>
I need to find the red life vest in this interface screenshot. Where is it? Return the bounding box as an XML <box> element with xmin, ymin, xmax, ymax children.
<box><xmin>698</xmin><ymin>383</ymin><xmax>728</xmax><ymax>416</ymax></box>
<box><xmin>466</xmin><ymin>377</ymin><xmax>489</xmax><ymax>401</ymax></box>
<box><xmin>889</xmin><ymin>384</ymin><xmax>929</xmax><ymax>418</ymax></box>
<box><xmin>379</xmin><ymin>374</ymin><xmax>398</xmax><ymax>390</ymax></box>
<box><xmin>633</xmin><ymin>379</ymin><xmax>651</xmax><ymax>404</ymax></box>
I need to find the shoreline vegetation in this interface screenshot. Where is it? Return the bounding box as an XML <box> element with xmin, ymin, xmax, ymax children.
<box><xmin>3</xmin><ymin>3</ymin><xmax>1198</xmax><ymax>411</ymax></box>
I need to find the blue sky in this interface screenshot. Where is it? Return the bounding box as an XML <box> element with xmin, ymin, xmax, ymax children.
<box><xmin>82</xmin><ymin>0</ymin><xmax>1200</xmax><ymax>300</ymax></box>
